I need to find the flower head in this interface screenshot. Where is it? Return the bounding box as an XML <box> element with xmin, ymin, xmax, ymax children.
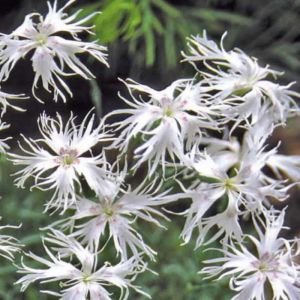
<box><xmin>58</xmin><ymin>177</ymin><xmax>177</xmax><ymax>260</ymax></box>
<box><xmin>201</xmin><ymin>210</ymin><xmax>300</xmax><ymax>300</ymax></box>
<box><xmin>180</xmin><ymin>139</ymin><xmax>290</xmax><ymax>248</ymax></box>
<box><xmin>183</xmin><ymin>31</ymin><xmax>300</xmax><ymax>125</ymax></box>
<box><xmin>16</xmin><ymin>229</ymin><xmax>149</xmax><ymax>300</ymax></box>
<box><xmin>11</xmin><ymin>111</ymin><xmax>115</xmax><ymax>213</ymax></box>
<box><xmin>111</xmin><ymin>78</ymin><xmax>223</xmax><ymax>175</ymax></box>
<box><xmin>0</xmin><ymin>0</ymin><xmax>108</xmax><ymax>102</ymax></box>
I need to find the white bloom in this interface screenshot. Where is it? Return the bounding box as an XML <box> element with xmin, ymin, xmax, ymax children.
<box><xmin>180</xmin><ymin>182</ymin><xmax>243</xmax><ymax>248</ymax></box>
<box><xmin>200</xmin><ymin>115</ymin><xmax>300</xmax><ymax>186</ymax></box>
<box><xmin>182</xmin><ymin>31</ymin><xmax>300</xmax><ymax>124</ymax></box>
<box><xmin>110</xmin><ymin>78</ymin><xmax>222</xmax><ymax>175</ymax></box>
<box><xmin>58</xmin><ymin>178</ymin><xmax>177</xmax><ymax>260</ymax></box>
<box><xmin>201</xmin><ymin>210</ymin><xmax>300</xmax><ymax>300</ymax></box>
<box><xmin>180</xmin><ymin>145</ymin><xmax>290</xmax><ymax>247</ymax></box>
<box><xmin>16</xmin><ymin>230</ymin><xmax>149</xmax><ymax>300</ymax></box>
<box><xmin>10</xmin><ymin>111</ymin><xmax>115</xmax><ymax>213</ymax></box>
<box><xmin>0</xmin><ymin>0</ymin><xmax>108</xmax><ymax>102</ymax></box>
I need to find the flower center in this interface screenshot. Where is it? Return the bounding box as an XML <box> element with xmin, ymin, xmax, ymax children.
<box><xmin>252</xmin><ymin>252</ymin><xmax>279</xmax><ymax>273</ymax></box>
<box><xmin>35</xmin><ymin>34</ymin><xmax>48</xmax><ymax>46</ymax></box>
<box><xmin>161</xmin><ymin>96</ymin><xmax>175</xmax><ymax>117</ymax></box>
<box><xmin>58</xmin><ymin>148</ymin><xmax>78</xmax><ymax>167</ymax></box>
<box><xmin>103</xmin><ymin>207</ymin><xmax>114</xmax><ymax>217</ymax></box>
<box><xmin>163</xmin><ymin>107</ymin><xmax>174</xmax><ymax>117</ymax></box>
<box><xmin>82</xmin><ymin>273</ymin><xmax>92</xmax><ymax>283</ymax></box>
<box><xmin>223</xmin><ymin>178</ymin><xmax>236</xmax><ymax>191</ymax></box>
<box><xmin>258</xmin><ymin>261</ymin><xmax>270</xmax><ymax>272</ymax></box>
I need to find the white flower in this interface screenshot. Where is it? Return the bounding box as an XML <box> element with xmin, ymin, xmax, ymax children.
<box><xmin>182</xmin><ymin>31</ymin><xmax>276</xmax><ymax>92</ymax></box>
<box><xmin>180</xmin><ymin>145</ymin><xmax>290</xmax><ymax>247</ymax></box>
<box><xmin>182</xmin><ymin>31</ymin><xmax>300</xmax><ymax>124</ymax></box>
<box><xmin>0</xmin><ymin>0</ymin><xmax>108</xmax><ymax>102</ymax></box>
<box><xmin>10</xmin><ymin>111</ymin><xmax>115</xmax><ymax>213</ymax></box>
<box><xmin>16</xmin><ymin>230</ymin><xmax>149</xmax><ymax>300</ymax></box>
<box><xmin>201</xmin><ymin>210</ymin><xmax>300</xmax><ymax>300</ymax></box>
<box><xmin>188</xmin><ymin>149</ymin><xmax>279</xmax><ymax>204</ymax></box>
<box><xmin>179</xmin><ymin>183</ymin><xmax>243</xmax><ymax>248</ymax></box>
<box><xmin>110</xmin><ymin>78</ymin><xmax>222</xmax><ymax>175</ymax></box>
<box><xmin>0</xmin><ymin>219</ymin><xmax>21</xmax><ymax>261</ymax></box>
<box><xmin>57</xmin><ymin>178</ymin><xmax>177</xmax><ymax>260</ymax></box>
<box><xmin>200</xmin><ymin>115</ymin><xmax>300</xmax><ymax>186</ymax></box>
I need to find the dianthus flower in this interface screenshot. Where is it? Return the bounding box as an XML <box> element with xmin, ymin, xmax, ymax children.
<box><xmin>0</xmin><ymin>0</ymin><xmax>108</xmax><ymax>102</ymax></box>
<box><xmin>111</xmin><ymin>78</ymin><xmax>223</xmax><ymax>175</ymax></box>
<box><xmin>182</xmin><ymin>31</ymin><xmax>300</xmax><ymax>125</ymax></box>
<box><xmin>181</xmin><ymin>144</ymin><xmax>289</xmax><ymax>247</ymax></box>
<box><xmin>10</xmin><ymin>111</ymin><xmax>115</xmax><ymax>213</ymax></box>
<box><xmin>56</xmin><ymin>178</ymin><xmax>177</xmax><ymax>260</ymax></box>
<box><xmin>16</xmin><ymin>229</ymin><xmax>149</xmax><ymax>300</ymax></box>
<box><xmin>180</xmin><ymin>120</ymin><xmax>291</xmax><ymax>248</ymax></box>
<box><xmin>201</xmin><ymin>210</ymin><xmax>300</xmax><ymax>300</ymax></box>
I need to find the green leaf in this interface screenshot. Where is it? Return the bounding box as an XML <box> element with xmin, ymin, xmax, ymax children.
<box><xmin>89</xmin><ymin>79</ymin><xmax>103</xmax><ymax>117</ymax></box>
<box><xmin>94</xmin><ymin>1</ymin><xmax>127</xmax><ymax>43</ymax></box>
<box><xmin>20</xmin><ymin>233</ymin><xmax>42</xmax><ymax>246</ymax></box>
<box><xmin>185</xmin><ymin>7</ymin><xmax>254</xmax><ymax>26</ymax></box>
<box><xmin>141</xmin><ymin>2</ymin><xmax>156</xmax><ymax>66</ymax></box>
<box><xmin>122</xmin><ymin>6</ymin><xmax>143</xmax><ymax>40</ymax></box>
<box><xmin>152</xmin><ymin>0</ymin><xmax>181</xmax><ymax>18</ymax></box>
<box><xmin>164</xmin><ymin>20</ymin><xmax>177</xmax><ymax>67</ymax></box>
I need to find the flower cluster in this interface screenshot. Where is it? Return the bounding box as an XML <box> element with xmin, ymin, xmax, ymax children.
<box><xmin>0</xmin><ymin>1</ymin><xmax>299</xmax><ymax>299</ymax></box>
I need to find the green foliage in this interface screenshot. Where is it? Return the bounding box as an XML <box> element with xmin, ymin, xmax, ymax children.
<box><xmin>76</xmin><ymin>0</ymin><xmax>300</xmax><ymax>84</ymax></box>
<box><xmin>78</xmin><ymin>0</ymin><xmax>253</xmax><ymax>69</ymax></box>
<box><xmin>132</xmin><ymin>220</ymin><xmax>232</xmax><ymax>300</ymax></box>
<box><xmin>0</xmin><ymin>156</ymin><xmax>54</xmax><ymax>299</ymax></box>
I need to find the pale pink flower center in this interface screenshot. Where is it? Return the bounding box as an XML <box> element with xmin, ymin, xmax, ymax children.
<box><xmin>57</xmin><ymin>148</ymin><xmax>79</xmax><ymax>167</ymax></box>
<box><xmin>252</xmin><ymin>252</ymin><xmax>279</xmax><ymax>273</ymax></box>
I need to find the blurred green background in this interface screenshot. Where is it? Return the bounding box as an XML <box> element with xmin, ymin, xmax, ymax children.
<box><xmin>0</xmin><ymin>0</ymin><xmax>300</xmax><ymax>299</ymax></box>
